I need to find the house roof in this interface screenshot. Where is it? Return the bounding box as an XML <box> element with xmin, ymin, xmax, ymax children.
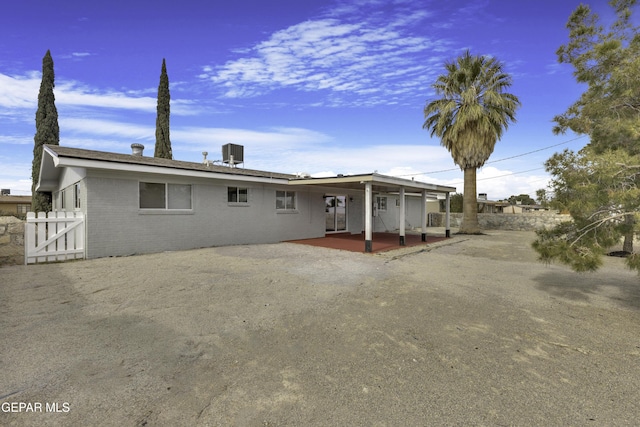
<box><xmin>0</xmin><ymin>195</ymin><xmax>31</xmax><ymax>204</ymax></box>
<box><xmin>288</xmin><ymin>173</ymin><xmax>456</xmax><ymax>198</ymax></box>
<box><xmin>478</xmin><ymin>199</ymin><xmax>510</xmax><ymax>207</ymax></box>
<box><xmin>38</xmin><ymin>145</ymin><xmax>296</xmax><ymax>191</ymax></box>
<box><xmin>37</xmin><ymin>145</ymin><xmax>456</xmax><ymax>198</ymax></box>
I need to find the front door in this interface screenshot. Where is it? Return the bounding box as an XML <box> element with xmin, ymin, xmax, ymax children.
<box><xmin>325</xmin><ymin>195</ymin><xmax>347</xmax><ymax>233</ymax></box>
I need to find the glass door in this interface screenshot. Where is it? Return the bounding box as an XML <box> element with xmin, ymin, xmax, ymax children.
<box><xmin>325</xmin><ymin>195</ymin><xmax>347</xmax><ymax>232</ymax></box>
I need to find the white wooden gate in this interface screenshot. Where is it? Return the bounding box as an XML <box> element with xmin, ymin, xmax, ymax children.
<box><xmin>25</xmin><ymin>212</ymin><xmax>85</xmax><ymax>264</ymax></box>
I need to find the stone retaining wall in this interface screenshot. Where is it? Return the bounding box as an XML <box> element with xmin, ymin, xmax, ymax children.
<box><xmin>0</xmin><ymin>216</ymin><xmax>25</xmax><ymax>266</ymax></box>
<box><xmin>429</xmin><ymin>212</ymin><xmax>571</xmax><ymax>231</ymax></box>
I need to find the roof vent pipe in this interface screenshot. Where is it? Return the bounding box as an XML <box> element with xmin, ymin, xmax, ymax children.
<box><xmin>131</xmin><ymin>143</ymin><xmax>145</xmax><ymax>156</ymax></box>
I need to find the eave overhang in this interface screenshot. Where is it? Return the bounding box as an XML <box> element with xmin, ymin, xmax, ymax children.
<box><xmin>287</xmin><ymin>173</ymin><xmax>456</xmax><ymax>198</ymax></box>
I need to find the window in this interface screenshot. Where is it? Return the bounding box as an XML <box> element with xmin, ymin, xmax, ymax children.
<box><xmin>16</xmin><ymin>204</ymin><xmax>29</xmax><ymax>214</ymax></box>
<box><xmin>375</xmin><ymin>196</ymin><xmax>387</xmax><ymax>211</ymax></box>
<box><xmin>139</xmin><ymin>182</ymin><xmax>192</xmax><ymax>210</ymax></box>
<box><xmin>60</xmin><ymin>189</ymin><xmax>66</xmax><ymax>210</ymax></box>
<box><xmin>140</xmin><ymin>183</ymin><xmax>165</xmax><ymax>208</ymax></box>
<box><xmin>227</xmin><ymin>187</ymin><xmax>248</xmax><ymax>203</ymax></box>
<box><xmin>74</xmin><ymin>183</ymin><xmax>81</xmax><ymax>209</ymax></box>
<box><xmin>167</xmin><ymin>184</ymin><xmax>192</xmax><ymax>209</ymax></box>
<box><xmin>276</xmin><ymin>190</ymin><xmax>296</xmax><ymax>210</ymax></box>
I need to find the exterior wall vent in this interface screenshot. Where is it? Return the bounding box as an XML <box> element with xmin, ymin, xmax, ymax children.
<box><xmin>222</xmin><ymin>143</ymin><xmax>244</xmax><ymax>167</ymax></box>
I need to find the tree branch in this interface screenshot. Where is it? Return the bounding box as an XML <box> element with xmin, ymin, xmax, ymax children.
<box><xmin>570</xmin><ymin>211</ymin><xmax>635</xmax><ymax>246</ymax></box>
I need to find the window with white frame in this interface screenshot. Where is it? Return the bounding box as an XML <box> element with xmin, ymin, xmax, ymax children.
<box><xmin>276</xmin><ymin>190</ymin><xmax>296</xmax><ymax>210</ymax></box>
<box><xmin>60</xmin><ymin>189</ymin><xmax>66</xmax><ymax>210</ymax></box>
<box><xmin>74</xmin><ymin>182</ymin><xmax>81</xmax><ymax>209</ymax></box>
<box><xmin>139</xmin><ymin>182</ymin><xmax>192</xmax><ymax>210</ymax></box>
<box><xmin>375</xmin><ymin>196</ymin><xmax>387</xmax><ymax>211</ymax></box>
<box><xmin>227</xmin><ymin>187</ymin><xmax>248</xmax><ymax>203</ymax></box>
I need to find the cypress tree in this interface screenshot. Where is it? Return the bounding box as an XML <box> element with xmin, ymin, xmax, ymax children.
<box><xmin>154</xmin><ymin>58</ymin><xmax>172</xmax><ymax>159</ymax></box>
<box><xmin>32</xmin><ymin>50</ymin><xmax>59</xmax><ymax>212</ymax></box>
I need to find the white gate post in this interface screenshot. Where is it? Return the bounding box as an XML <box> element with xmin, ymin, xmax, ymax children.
<box><xmin>37</xmin><ymin>212</ymin><xmax>47</xmax><ymax>263</ymax></box>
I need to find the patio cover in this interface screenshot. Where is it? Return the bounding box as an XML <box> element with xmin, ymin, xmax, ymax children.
<box><xmin>288</xmin><ymin>173</ymin><xmax>456</xmax><ymax>252</ymax></box>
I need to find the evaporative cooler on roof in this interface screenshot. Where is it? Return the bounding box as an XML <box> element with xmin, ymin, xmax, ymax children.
<box><xmin>222</xmin><ymin>143</ymin><xmax>244</xmax><ymax>166</ymax></box>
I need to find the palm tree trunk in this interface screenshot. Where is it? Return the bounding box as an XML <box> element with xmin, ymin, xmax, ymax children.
<box><xmin>460</xmin><ymin>167</ymin><xmax>481</xmax><ymax>234</ymax></box>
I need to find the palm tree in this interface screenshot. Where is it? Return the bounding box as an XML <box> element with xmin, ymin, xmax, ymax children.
<box><xmin>423</xmin><ymin>50</ymin><xmax>520</xmax><ymax>234</ymax></box>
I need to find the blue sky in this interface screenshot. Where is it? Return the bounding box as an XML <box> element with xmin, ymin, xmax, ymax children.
<box><xmin>1</xmin><ymin>0</ymin><xmax>613</xmax><ymax>199</ymax></box>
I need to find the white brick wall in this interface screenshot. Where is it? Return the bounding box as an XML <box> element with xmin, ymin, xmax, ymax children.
<box><xmin>83</xmin><ymin>172</ymin><xmax>327</xmax><ymax>259</ymax></box>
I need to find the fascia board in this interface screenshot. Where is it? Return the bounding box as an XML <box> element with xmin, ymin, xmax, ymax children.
<box><xmin>54</xmin><ymin>157</ymin><xmax>290</xmax><ymax>185</ymax></box>
<box><xmin>371</xmin><ymin>173</ymin><xmax>456</xmax><ymax>193</ymax></box>
<box><xmin>289</xmin><ymin>173</ymin><xmax>456</xmax><ymax>194</ymax></box>
<box><xmin>36</xmin><ymin>146</ymin><xmax>60</xmax><ymax>191</ymax></box>
<box><xmin>288</xmin><ymin>175</ymin><xmax>374</xmax><ymax>186</ymax></box>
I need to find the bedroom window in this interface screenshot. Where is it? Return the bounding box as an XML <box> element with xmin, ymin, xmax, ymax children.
<box><xmin>139</xmin><ymin>182</ymin><xmax>192</xmax><ymax>210</ymax></box>
<box><xmin>276</xmin><ymin>190</ymin><xmax>296</xmax><ymax>210</ymax></box>
<box><xmin>227</xmin><ymin>187</ymin><xmax>248</xmax><ymax>203</ymax></box>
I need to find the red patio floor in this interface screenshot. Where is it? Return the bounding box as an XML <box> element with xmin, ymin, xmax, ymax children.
<box><xmin>288</xmin><ymin>232</ymin><xmax>449</xmax><ymax>254</ymax></box>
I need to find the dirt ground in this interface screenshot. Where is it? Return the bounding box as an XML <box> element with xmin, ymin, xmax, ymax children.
<box><xmin>1</xmin><ymin>230</ymin><xmax>639</xmax><ymax>426</ymax></box>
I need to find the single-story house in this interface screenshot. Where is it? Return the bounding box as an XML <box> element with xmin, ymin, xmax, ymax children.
<box><xmin>502</xmin><ymin>204</ymin><xmax>550</xmax><ymax>213</ymax></box>
<box><xmin>0</xmin><ymin>192</ymin><xmax>31</xmax><ymax>216</ymax></box>
<box><xmin>36</xmin><ymin>144</ymin><xmax>455</xmax><ymax>258</ymax></box>
<box><xmin>477</xmin><ymin>193</ymin><xmax>510</xmax><ymax>214</ymax></box>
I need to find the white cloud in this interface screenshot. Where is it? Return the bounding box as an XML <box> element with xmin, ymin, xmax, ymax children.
<box><xmin>472</xmin><ymin>166</ymin><xmax>550</xmax><ymax>200</ymax></box>
<box><xmin>174</xmin><ymin>126</ymin><xmax>333</xmax><ymax>151</ymax></box>
<box><xmin>0</xmin><ymin>178</ymin><xmax>32</xmax><ymax>195</ymax></box>
<box><xmin>61</xmin><ymin>118</ymin><xmax>155</xmax><ymax>141</ymax></box>
<box><xmin>242</xmin><ymin>143</ymin><xmax>454</xmax><ymax>179</ymax></box>
<box><xmin>0</xmin><ymin>135</ymin><xmax>33</xmax><ymax>145</ymax></box>
<box><xmin>52</xmin><ymin>117</ymin><xmax>334</xmax><ymax>158</ymax></box>
<box><xmin>205</xmin><ymin>3</ymin><xmax>449</xmax><ymax>105</ymax></box>
<box><xmin>0</xmin><ymin>73</ymin><xmax>39</xmax><ymax>109</ymax></box>
<box><xmin>0</xmin><ymin>72</ymin><xmax>198</xmax><ymax>116</ymax></box>
<box><xmin>0</xmin><ymin>159</ymin><xmax>31</xmax><ymax>178</ymax></box>
<box><xmin>546</xmin><ymin>62</ymin><xmax>566</xmax><ymax>75</ymax></box>
<box><xmin>56</xmin><ymin>82</ymin><xmax>157</xmax><ymax>111</ymax></box>
<box><xmin>348</xmin><ymin>165</ymin><xmax>551</xmax><ymax>200</ymax></box>
<box><xmin>58</xmin><ymin>52</ymin><xmax>94</xmax><ymax>60</ymax></box>
<box><xmin>0</xmin><ymin>159</ymin><xmax>33</xmax><ymax>195</ymax></box>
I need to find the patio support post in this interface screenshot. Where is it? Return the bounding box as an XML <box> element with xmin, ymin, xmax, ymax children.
<box><xmin>399</xmin><ymin>186</ymin><xmax>406</xmax><ymax>246</ymax></box>
<box><xmin>445</xmin><ymin>192</ymin><xmax>451</xmax><ymax>238</ymax></box>
<box><xmin>364</xmin><ymin>182</ymin><xmax>373</xmax><ymax>252</ymax></box>
<box><xmin>421</xmin><ymin>189</ymin><xmax>427</xmax><ymax>242</ymax></box>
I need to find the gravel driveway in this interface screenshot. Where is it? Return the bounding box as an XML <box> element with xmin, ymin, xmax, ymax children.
<box><xmin>1</xmin><ymin>230</ymin><xmax>639</xmax><ymax>426</ymax></box>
